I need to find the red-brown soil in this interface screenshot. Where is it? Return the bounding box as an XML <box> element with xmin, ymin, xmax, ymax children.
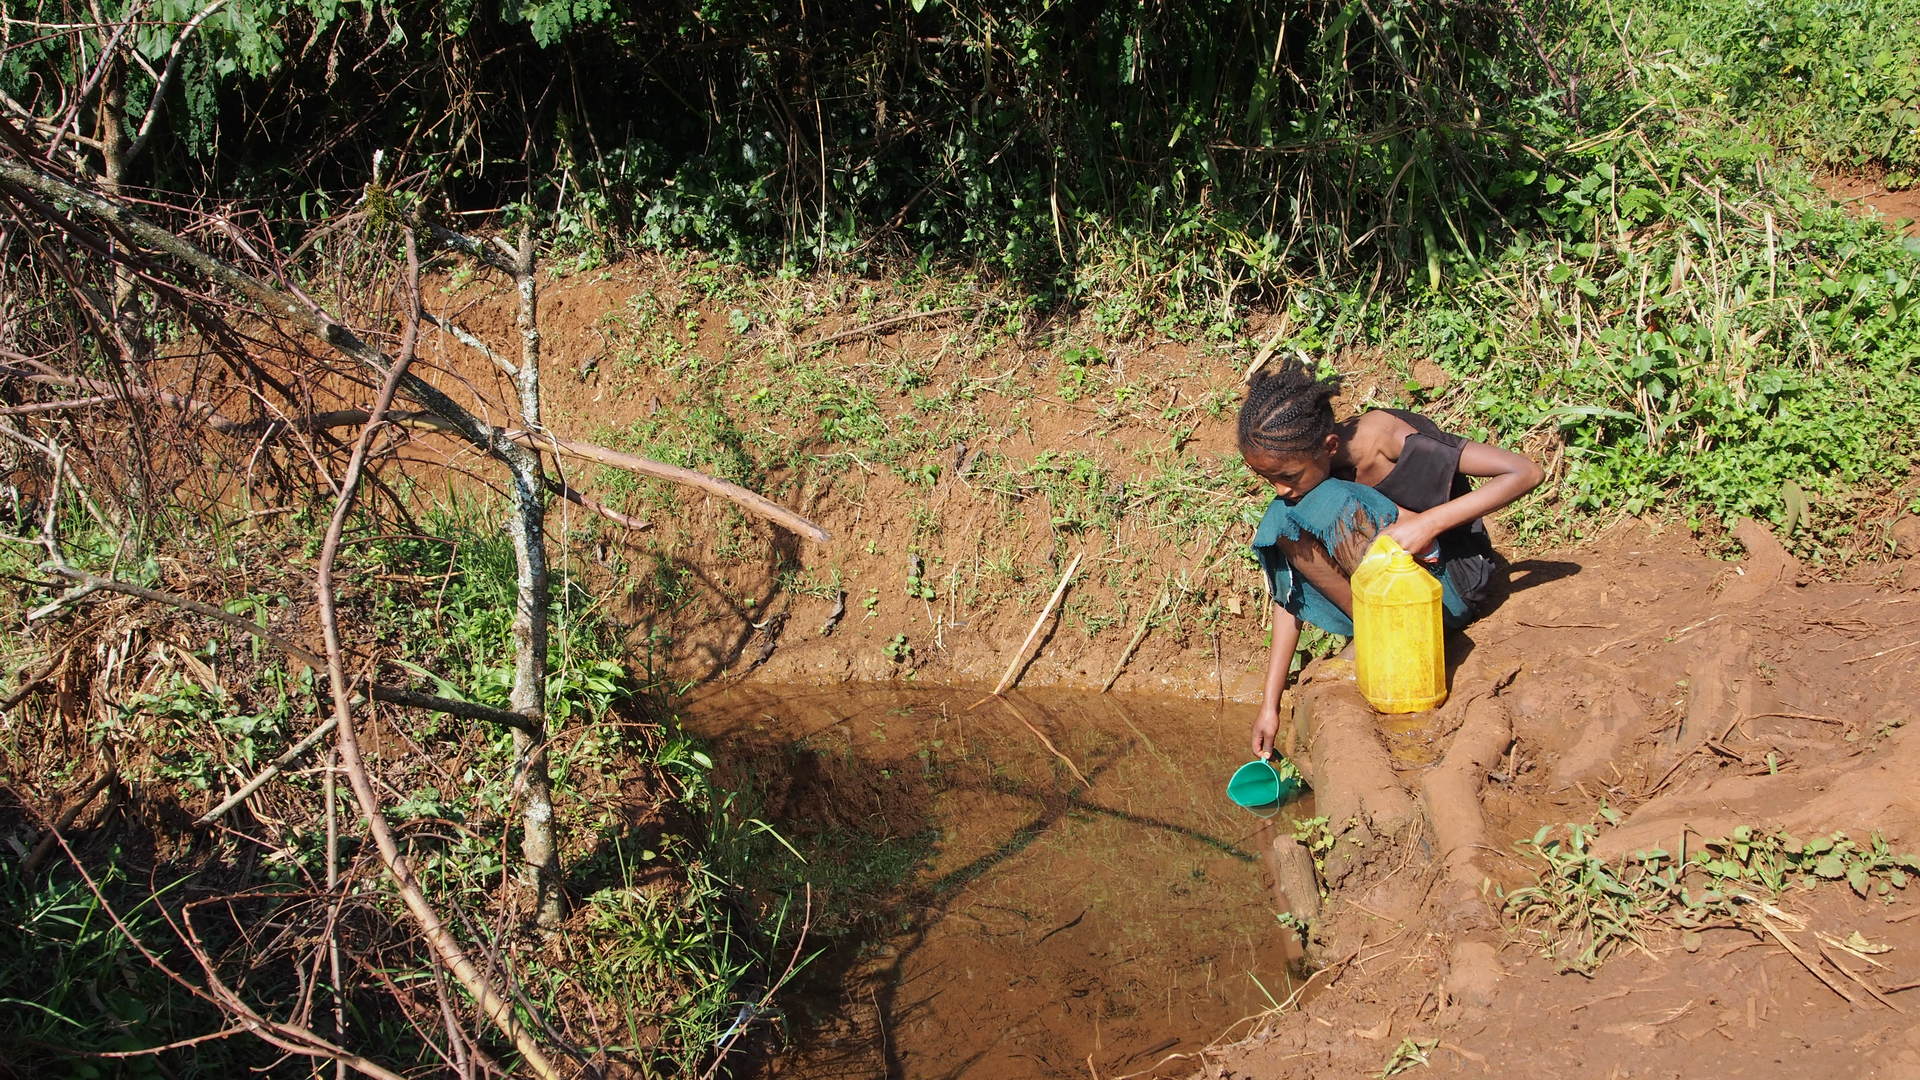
<box><xmin>1818</xmin><ymin>174</ymin><xmax>1920</xmax><ymax>238</ymax></box>
<box><xmin>130</xmin><ymin>201</ymin><xmax>1920</xmax><ymax>1075</ymax></box>
<box><xmin>1206</xmin><ymin>523</ymin><xmax>1920</xmax><ymax>1080</ymax></box>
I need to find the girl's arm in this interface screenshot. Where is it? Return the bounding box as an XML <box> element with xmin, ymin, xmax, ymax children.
<box><xmin>1281</xmin><ymin>529</ymin><xmax>1358</xmax><ymax>618</ymax></box>
<box><xmin>1251</xmin><ymin>603</ymin><xmax>1302</xmax><ymax>758</ymax></box>
<box><xmin>1385</xmin><ymin>440</ymin><xmax>1544</xmax><ymax>559</ymax></box>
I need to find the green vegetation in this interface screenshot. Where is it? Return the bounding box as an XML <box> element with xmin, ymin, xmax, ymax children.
<box><xmin>7</xmin><ymin>0</ymin><xmax>1920</xmax><ymax>1070</ymax></box>
<box><xmin>1503</xmin><ymin>821</ymin><xmax>1919</xmax><ymax>973</ymax></box>
<box><xmin>0</xmin><ymin>0</ymin><xmax>1565</xmax><ymax>287</ymax></box>
<box><xmin>0</xmin><ymin>505</ymin><xmax>774</xmax><ymax>1075</ymax></box>
<box><xmin>1622</xmin><ymin>0</ymin><xmax>1920</xmax><ymax>178</ymax></box>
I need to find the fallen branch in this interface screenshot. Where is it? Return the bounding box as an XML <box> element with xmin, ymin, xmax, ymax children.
<box><xmin>993</xmin><ymin>551</ymin><xmax>1082</xmax><ymax>696</ymax></box>
<box><xmin>528</xmin><ymin>431</ymin><xmax>826</xmax><ymax>541</ymax></box>
<box><xmin>803</xmin><ymin>304</ymin><xmax>967</xmax><ymax>349</ymax></box>
<box><xmin>192</xmin><ymin>716</ymin><xmax>340</xmax><ymax>827</ymax></box>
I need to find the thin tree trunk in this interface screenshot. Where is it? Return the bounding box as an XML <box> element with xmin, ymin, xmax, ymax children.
<box><xmin>505</xmin><ymin>225</ymin><xmax>562</xmax><ymax>928</ymax></box>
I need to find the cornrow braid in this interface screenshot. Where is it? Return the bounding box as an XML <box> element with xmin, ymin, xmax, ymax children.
<box><xmin>1238</xmin><ymin>356</ymin><xmax>1341</xmax><ymax>454</ymax></box>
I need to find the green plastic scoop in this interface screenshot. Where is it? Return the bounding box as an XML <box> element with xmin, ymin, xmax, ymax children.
<box><xmin>1227</xmin><ymin>758</ymin><xmax>1304</xmax><ymax>813</ymax></box>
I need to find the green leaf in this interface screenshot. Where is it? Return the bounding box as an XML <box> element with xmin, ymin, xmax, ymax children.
<box><xmin>1781</xmin><ymin>480</ymin><xmax>1809</xmax><ymax>535</ymax></box>
<box><xmin>1849</xmin><ymin>864</ymin><xmax>1871</xmax><ymax>896</ymax></box>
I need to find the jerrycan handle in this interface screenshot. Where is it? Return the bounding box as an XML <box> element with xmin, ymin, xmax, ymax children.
<box><xmin>1364</xmin><ymin>531</ymin><xmax>1436</xmax><ymax>568</ymax></box>
<box><xmin>1363</xmin><ymin>532</ymin><xmax>1407</xmax><ymax>565</ymax></box>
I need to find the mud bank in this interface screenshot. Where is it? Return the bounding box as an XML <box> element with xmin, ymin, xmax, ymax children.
<box><xmin>1208</xmin><ymin>523</ymin><xmax>1920</xmax><ymax>1079</ymax></box>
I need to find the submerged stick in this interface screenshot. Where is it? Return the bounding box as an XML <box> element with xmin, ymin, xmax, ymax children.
<box><xmin>993</xmin><ymin>551</ymin><xmax>1082</xmax><ymax>696</ymax></box>
<box><xmin>994</xmin><ymin>695</ymin><xmax>1092</xmax><ymax>790</ymax></box>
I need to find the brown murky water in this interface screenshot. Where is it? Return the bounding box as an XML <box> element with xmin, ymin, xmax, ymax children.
<box><xmin>682</xmin><ymin>684</ymin><xmax>1309</xmax><ymax>1079</ymax></box>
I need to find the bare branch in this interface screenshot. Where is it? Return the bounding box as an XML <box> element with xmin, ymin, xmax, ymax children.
<box><xmin>124</xmin><ymin>0</ymin><xmax>232</xmax><ymax>165</ymax></box>
<box><xmin>421</xmin><ymin>311</ymin><xmax>516</xmax><ymax>377</ymax></box>
<box><xmin>308</xmin><ymin>230</ymin><xmax>567</xmax><ymax>1080</ymax></box>
<box><xmin>191</xmin><ymin>717</ymin><xmax>339</xmax><ymax>827</ymax></box>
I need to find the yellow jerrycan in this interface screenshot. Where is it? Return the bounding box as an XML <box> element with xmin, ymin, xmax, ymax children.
<box><xmin>1351</xmin><ymin>533</ymin><xmax>1448</xmax><ymax>713</ymax></box>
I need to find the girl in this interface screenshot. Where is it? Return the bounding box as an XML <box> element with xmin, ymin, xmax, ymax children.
<box><xmin>1242</xmin><ymin>359</ymin><xmax>1544</xmax><ymax>757</ymax></box>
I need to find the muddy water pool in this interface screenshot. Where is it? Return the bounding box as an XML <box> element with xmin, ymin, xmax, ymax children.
<box><xmin>682</xmin><ymin>684</ymin><xmax>1310</xmax><ymax>1079</ymax></box>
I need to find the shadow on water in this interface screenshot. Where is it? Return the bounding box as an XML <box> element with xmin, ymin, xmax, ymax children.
<box><xmin>680</xmin><ymin>684</ymin><xmax>1313</xmax><ymax>1080</ymax></box>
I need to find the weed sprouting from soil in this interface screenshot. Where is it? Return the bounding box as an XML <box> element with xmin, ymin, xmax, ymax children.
<box><xmin>1502</xmin><ymin>822</ymin><xmax>1920</xmax><ymax>974</ymax></box>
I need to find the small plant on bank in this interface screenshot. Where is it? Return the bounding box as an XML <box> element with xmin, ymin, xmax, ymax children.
<box><xmin>905</xmin><ymin>555</ymin><xmax>937</xmax><ymax>601</ymax></box>
<box><xmin>1502</xmin><ymin>822</ymin><xmax>1920</xmax><ymax>974</ymax></box>
<box><xmin>1380</xmin><ymin>1037</ymin><xmax>1439</xmax><ymax>1077</ymax></box>
<box><xmin>882</xmin><ymin>634</ymin><xmax>913</xmax><ymax>665</ymax></box>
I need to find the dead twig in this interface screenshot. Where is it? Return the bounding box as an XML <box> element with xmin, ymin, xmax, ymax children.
<box><xmin>992</xmin><ymin>695</ymin><xmax>1092</xmax><ymax>790</ymax></box>
<box><xmin>192</xmin><ymin>717</ymin><xmax>340</xmax><ymax>827</ymax></box>
<box><xmin>1100</xmin><ymin>583</ymin><xmax>1169</xmax><ymax>693</ymax></box>
<box><xmin>1843</xmin><ymin>639</ymin><xmax>1920</xmax><ymax>666</ymax></box>
<box><xmin>992</xmin><ymin>551</ymin><xmax>1082</xmax><ymax>696</ymax></box>
<box><xmin>309</xmin><ymin>231</ymin><xmax>566</xmax><ymax>1080</ymax></box>
<box><xmin>1756</xmin><ymin>907</ymin><xmax>1862</xmax><ymax>1008</ymax></box>
<box><xmin>802</xmin><ymin>304</ymin><xmax>967</xmax><ymax>348</ymax></box>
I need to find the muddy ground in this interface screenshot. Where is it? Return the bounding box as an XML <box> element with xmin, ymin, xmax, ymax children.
<box><xmin>153</xmin><ymin>178</ymin><xmax>1920</xmax><ymax>1076</ymax></box>
<box><xmin>1204</xmin><ymin>519</ymin><xmax>1920</xmax><ymax>1079</ymax></box>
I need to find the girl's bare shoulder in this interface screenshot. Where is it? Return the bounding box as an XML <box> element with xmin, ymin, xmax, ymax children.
<box><xmin>1351</xmin><ymin>409</ymin><xmax>1417</xmax><ymax>460</ymax></box>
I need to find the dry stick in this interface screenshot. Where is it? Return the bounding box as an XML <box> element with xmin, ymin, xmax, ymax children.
<box><xmin>310</xmin><ymin>239</ymin><xmax>565</xmax><ymax>1080</ymax></box>
<box><xmin>1759</xmin><ymin>912</ymin><xmax>1863</xmax><ymax>1008</ymax></box>
<box><xmin>1843</xmin><ymin>639</ymin><xmax>1920</xmax><ymax>666</ymax></box>
<box><xmin>530</xmin><ymin>432</ymin><xmax>825</xmax><ymax>541</ymax></box>
<box><xmin>1816</xmin><ymin>939</ymin><xmax>1905</xmax><ymax>1013</ymax></box>
<box><xmin>802</xmin><ymin>304</ymin><xmax>967</xmax><ymax>349</ymax></box>
<box><xmin>992</xmin><ymin>551</ymin><xmax>1083</xmax><ymax>696</ymax></box>
<box><xmin>0</xmin><ymin>394</ymin><xmax>120</xmax><ymax>414</ymax></box>
<box><xmin>192</xmin><ymin>717</ymin><xmax>340</xmax><ymax>827</ymax></box>
<box><xmin>1101</xmin><ymin>523</ymin><xmax>1234</xmax><ymax>694</ymax></box>
<box><xmin>1100</xmin><ymin>583</ymin><xmax>1169</xmax><ymax>693</ymax></box>
<box><xmin>325</xmin><ymin>744</ymin><xmax>346</xmax><ymax>1080</ymax></box>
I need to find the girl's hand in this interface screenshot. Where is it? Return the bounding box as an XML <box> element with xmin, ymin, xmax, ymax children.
<box><xmin>1251</xmin><ymin>708</ymin><xmax>1282</xmax><ymax>758</ymax></box>
<box><xmin>1385</xmin><ymin>510</ymin><xmax>1442</xmax><ymax>563</ymax></box>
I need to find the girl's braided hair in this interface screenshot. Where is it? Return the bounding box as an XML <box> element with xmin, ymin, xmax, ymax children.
<box><xmin>1237</xmin><ymin>356</ymin><xmax>1341</xmax><ymax>454</ymax></box>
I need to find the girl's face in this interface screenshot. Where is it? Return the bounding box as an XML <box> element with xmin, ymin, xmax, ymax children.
<box><xmin>1243</xmin><ymin>434</ymin><xmax>1338</xmax><ymax>503</ymax></box>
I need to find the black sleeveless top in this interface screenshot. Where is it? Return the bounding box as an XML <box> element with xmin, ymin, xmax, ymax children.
<box><xmin>1364</xmin><ymin>409</ymin><xmax>1500</xmax><ymax>613</ymax></box>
